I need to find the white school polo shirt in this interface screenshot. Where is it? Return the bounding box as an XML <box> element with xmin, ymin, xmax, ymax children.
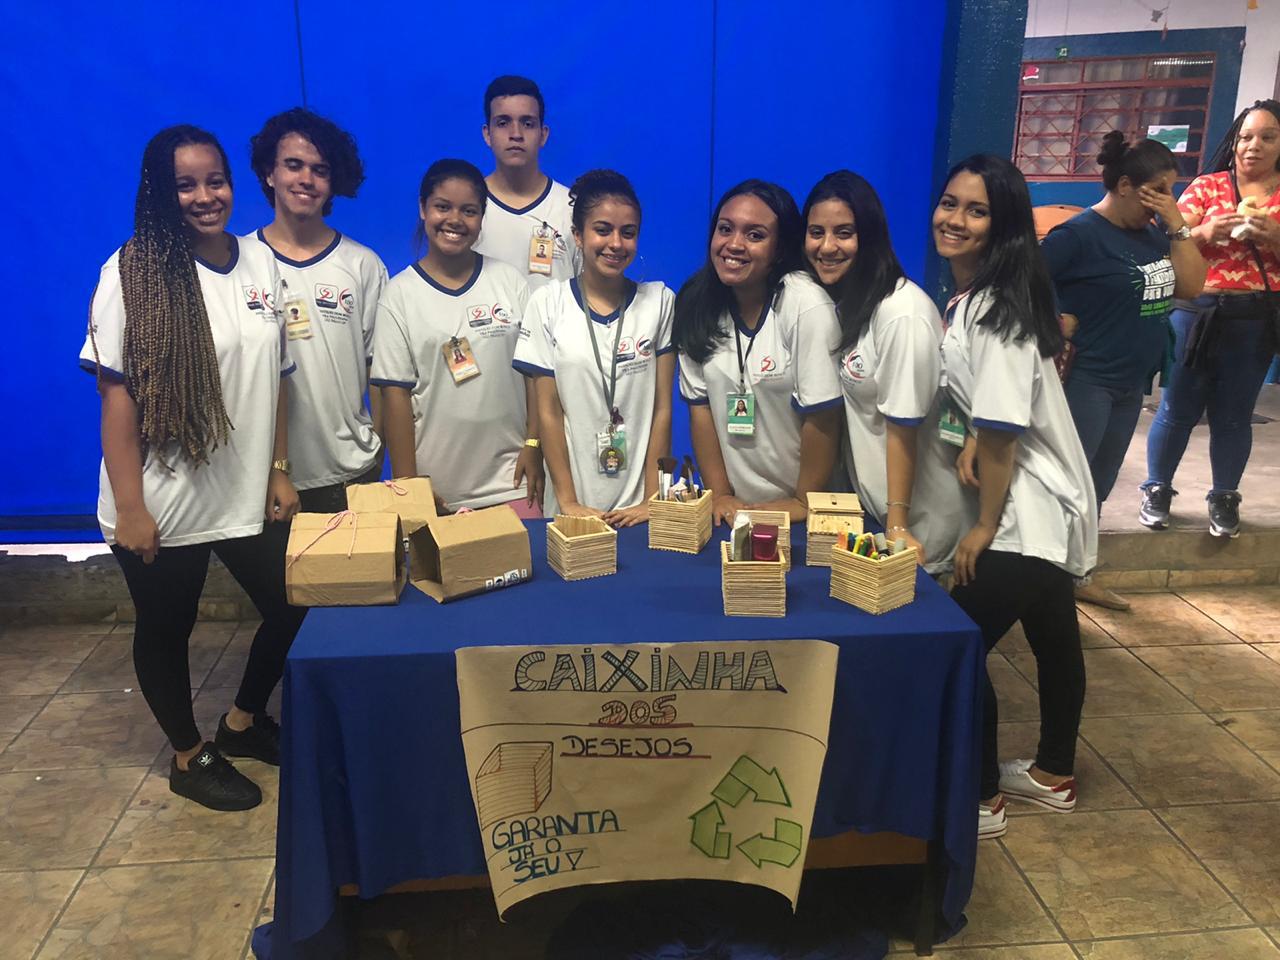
<box><xmin>513</xmin><ymin>277</ymin><xmax>675</xmax><ymax>514</ymax></box>
<box><xmin>474</xmin><ymin>177</ymin><xmax>578</xmax><ymax>292</ymax></box>
<box><xmin>840</xmin><ymin>278</ymin><xmax>972</xmax><ymax>574</ymax></box>
<box><xmin>939</xmin><ymin>289</ymin><xmax>1098</xmax><ymax>577</ymax></box>
<box><xmin>252</xmin><ymin>229</ymin><xmax>387</xmax><ymax>490</ymax></box>
<box><xmin>678</xmin><ymin>271</ymin><xmax>843</xmax><ymax>505</ymax></box>
<box><xmin>370</xmin><ymin>256</ymin><xmax>531</xmax><ymax>510</ymax></box>
<box><xmin>79</xmin><ymin>234</ymin><xmax>294</xmax><ymax>547</ymax></box>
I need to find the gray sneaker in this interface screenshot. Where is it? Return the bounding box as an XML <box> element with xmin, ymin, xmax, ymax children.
<box><xmin>1139</xmin><ymin>483</ymin><xmax>1176</xmax><ymax>529</ymax></box>
<box><xmin>1207</xmin><ymin>491</ymin><xmax>1241</xmax><ymax>539</ymax></box>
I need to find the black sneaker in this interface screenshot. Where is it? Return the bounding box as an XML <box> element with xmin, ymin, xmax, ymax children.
<box><xmin>215</xmin><ymin>713</ymin><xmax>281</xmax><ymax>766</ymax></box>
<box><xmin>1207</xmin><ymin>491</ymin><xmax>1242</xmax><ymax>539</ymax></box>
<box><xmin>169</xmin><ymin>743</ymin><xmax>262</xmax><ymax>811</ymax></box>
<box><xmin>1139</xmin><ymin>483</ymin><xmax>1176</xmax><ymax>529</ymax></box>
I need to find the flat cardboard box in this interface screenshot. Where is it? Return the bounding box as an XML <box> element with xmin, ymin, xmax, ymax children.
<box><xmin>345</xmin><ymin>476</ymin><xmax>438</xmax><ymax>535</ymax></box>
<box><xmin>410</xmin><ymin>504</ymin><xmax>532</xmax><ymax>603</ymax></box>
<box><xmin>285</xmin><ymin>511</ymin><xmax>404</xmax><ymax>606</ymax></box>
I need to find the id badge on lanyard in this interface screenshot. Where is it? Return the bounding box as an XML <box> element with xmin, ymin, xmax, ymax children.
<box><xmin>726</xmin><ymin>393</ymin><xmax>755</xmax><ymax>436</ymax></box>
<box><xmin>529</xmin><ymin>221</ymin><xmax>555</xmax><ymax>276</ymax></box>
<box><xmin>583</xmin><ymin>278</ymin><xmax>631</xmax><ymax>475</ymax></box>
<box><xmin>938</xmin><ymin>393</ymin><xmax>967</xmax><ymax>447</ymax></box>
<box><xmin>596</xmin><ymin>420</ymin><xmax>627</xmax><ymax>476</ymax></box>
<box><xmin>443</xmin><ymin>336</ymin><xmax>480</xmax><ymax>384</ymax></box>
<box><xmin>282</xmin><ymin>282</ymin><xmax>313</xmax><ymax>341</ymax></box>
<box><xmin>728</xmin><ymin>304</ymin><xmax>766</xmax><ymax>438</ymax></box>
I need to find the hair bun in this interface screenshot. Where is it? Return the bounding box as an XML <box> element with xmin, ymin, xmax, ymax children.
<box><xmin>569</xmin><ymin>168</ymin><xmax>628</xmax><ymax>207</ymax></box>
<box><xmin>1096</xmin><ymin>130</ymin><xmax>1129</xmax><ymax>167</ymax></box>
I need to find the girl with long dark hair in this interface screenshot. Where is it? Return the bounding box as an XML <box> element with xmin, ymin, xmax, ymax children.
<box><xmin>513</xmin><ymin>169</ymin><xmax>675</xmax><ymax>525</ymax></box>
<box><xmin>1141</xmin><ymin>99</ymin><xmax>1280</xmax><ymax>537</ymax></box>
<box><xmin>802</xmin><ymin>170</ymin><xmax>970</xmax><ymax>572</ymax></box>
<box><xmin>676</xmin><ymin>180</ymin><xmax>843</xmax><ymax>525</ymax></box>
<box><xmin>372</xmin><ymin>158</ymin><xmax>543</xmax><ymax>514</ymax></box>
<box><xmin>1043</xmin><ymin>132</ymin><xmax>1205</xmax><ymax>611</ymax></box>
<box><xmin>79</xmin><ymin>125</ymin><xmax>305</xmax><ymax>812</ymax></box>
<box><xmin>932</xmin><ymin>155</ymin><xmax>1097</xmax><ymax>841</ymax></box>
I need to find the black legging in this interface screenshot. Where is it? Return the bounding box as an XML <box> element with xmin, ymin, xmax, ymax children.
<box><xmin>950</xmin><ymin>549</ymin><xmax>1086</xmax><ymax>800</ymax></box>
<box><xmin>111</xmin><ymin>521</ymin><xmax>306</xmax><ymax>752</ymax></box>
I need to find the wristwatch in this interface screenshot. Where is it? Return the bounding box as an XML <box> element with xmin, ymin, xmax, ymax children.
<box><xmin>524</xmin><ymin>438</ymin><xmax>541</xmax><ymax>449</ymax></box>
<box><xmin>272</xmin><ymin>458</ymin><xmax>291</xmax><ymax>475</ymax></box>
<box><xmin>1168</xmin><ymin>225</ymin><xmax>1192</xmax><ymax>242</ymax></box>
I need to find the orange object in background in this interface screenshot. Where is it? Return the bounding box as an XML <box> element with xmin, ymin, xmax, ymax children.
<box><xmin>1033</xmin><ymin>203</ymin><xmax>1084</xmax><ymax>241</ymax></box>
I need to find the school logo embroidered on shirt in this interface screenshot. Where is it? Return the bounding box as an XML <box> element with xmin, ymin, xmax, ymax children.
<box><xmin>637</xmin><ymin>337</ymin><xmax>653</xmax><ymax>358</ymax></box>
<box><xmin>842</xmin><ymin>350</ymin><xmax>867</xmax><ymax>382</ymax></box>
<box><xmin>314</xmin><ymin>284</ymin><xmax>339</xmax><ymax>310</ymax></box>
<box><xmin>616</xmin><ymin>337</ymin><xmax>636</xmax><ymax>362</ymax></box>
<box><xmin>468</xmin><ymin>304</ymin><xmax>494</xmax><ymax>327</ymax></box>
<box><xmin>242</xmin><ymin>285</ymin><xmax>264</xmax><ymax>311</ymax></box>
<box><xmin>339</xmin><ymin>289</ymin><xmax>356</xmax><ymax>314</ymax></box>
<box><xmin>759</xmin><ymin>356</ymin><xmax>777</xmax><ymax>374</ymax></box>
<box><xmin>493</xmin><ymin>303</ymin><xmax>512</xmax><ymax>324</ymax></box>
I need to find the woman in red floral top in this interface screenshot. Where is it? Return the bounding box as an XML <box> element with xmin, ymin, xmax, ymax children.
<box><xmin>1141</xmin><ymin>99</ymin><xmax>1280</xmax><ymax>538</ymax></box>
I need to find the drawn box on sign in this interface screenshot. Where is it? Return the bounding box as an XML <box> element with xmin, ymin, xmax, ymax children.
<box><xmin>475</xmin><ymin>741</ymin><xmax>553</xmax><ymax>829</ymax></box>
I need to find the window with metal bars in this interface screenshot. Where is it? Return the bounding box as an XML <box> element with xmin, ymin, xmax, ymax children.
<box><xmin>1015</xmin><ymin>53</ymin><xmax>1216</xmax><ymax>181</ymax></box>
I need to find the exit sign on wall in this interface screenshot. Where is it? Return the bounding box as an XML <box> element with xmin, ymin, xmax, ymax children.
<box><xmin>1056</xmin><ymin>46</ymin><xmax>1069</xmax><ymax>59</ymax></box>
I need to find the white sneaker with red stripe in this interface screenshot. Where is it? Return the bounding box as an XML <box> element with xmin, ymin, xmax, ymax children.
<box><xmin>978</xmin><ymin>796</ymin><xmax>1007</xmax><ymax>840</ymax></box>
<box><xmin>998</xmin><ymin>759</ymin><xmax>1077</xmax><ymax>812</ymax></box>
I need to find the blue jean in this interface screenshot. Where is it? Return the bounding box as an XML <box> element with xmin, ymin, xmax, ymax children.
<box><xmin>1145</xmin><ymin>296</ymin><xmax>1275</xmax><ymax>493</ymax></box>
<box><xmin>1064</xmin><ymin>376</ymin><xmax>1144</xmax><ymax>507</ymax></box>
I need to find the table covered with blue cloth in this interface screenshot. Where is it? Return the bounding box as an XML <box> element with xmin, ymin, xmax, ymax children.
<box><xmin>255</xmin><ymin>521</ymin><xmax>982</xmax><ymax>960</ymax></box>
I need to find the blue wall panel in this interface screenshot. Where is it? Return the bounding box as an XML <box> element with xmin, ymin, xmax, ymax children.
<box><xmin>298</xmin><ymin>1</ymin><xmax>714</xmax><ymax>290</ymax></box>
<box><xmin>2</xmin><ymin>1</ymin><xmax>301</xmax><ymax>517</ymax></box>
<box><xmin>711</xmin><ymin>0</ymin><xmax>949</xmax><ymax>284</ymax></box>
<box><xmin>5</xmin><ymin>0</ymin><xmax>954</xmax><ymax>522</ymax></box>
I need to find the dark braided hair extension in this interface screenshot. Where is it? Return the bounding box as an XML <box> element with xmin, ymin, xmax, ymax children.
<box><xmin>109</xmin><ymin>125</ymin><xmax>234</xmax><ymax>467</ymax></box>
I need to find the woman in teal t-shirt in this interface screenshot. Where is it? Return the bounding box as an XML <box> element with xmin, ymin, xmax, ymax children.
<box><xmin>1041</xmin><ymin>132</ymin><xmax>1205</xmax><ymax>610</ymax></box>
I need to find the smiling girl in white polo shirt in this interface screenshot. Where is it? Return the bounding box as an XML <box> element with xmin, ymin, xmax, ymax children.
<box><xmin>931</xmin><ymin>154</ymin><xmax>1098</xmax><ymax>842</ymax></box>
<box><xmin>802</xmin><ymin>170</ymin><xmax>971</xmax><ymax>573</ymax></box>
<box><xmin>513</xmin><ymin>169</ymin><xmax>675</xmax><ymax>525</ymax></box>
<box><xmin>676</xmin><ymin>180</ymin><xmax>843</xmax><ymax>526</ymax></box>
<box><xmin>80</xmin><ymin>125</ymin><xmax>305</xmax><ymax>813</ymax></box>
<box><xmin>372</xmin><ymin>159</ymin><xmax>543</xmax><ymax>514</ymax></box>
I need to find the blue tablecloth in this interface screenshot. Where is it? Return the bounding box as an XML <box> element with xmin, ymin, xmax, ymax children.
<box><xmin>256</xmin><ymin>522</ymin><xmax>982</xmax><ymax>959</ymax></box>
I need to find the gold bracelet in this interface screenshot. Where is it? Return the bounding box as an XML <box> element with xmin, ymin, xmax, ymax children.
<box><xmin>524</xmin><ymin>438</ymin><xmax>541</xmax><ymax>449</ymax></box>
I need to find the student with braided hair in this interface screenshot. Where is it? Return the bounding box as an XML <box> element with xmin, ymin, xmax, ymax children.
<box><xmin>79</xmin><ymin>125</ymin><xmax>305</xmax><ymax>812</ymax></box>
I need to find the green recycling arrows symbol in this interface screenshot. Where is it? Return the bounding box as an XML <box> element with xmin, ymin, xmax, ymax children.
<box><xmin>688</xmin><ymin>755</ymin><xmax>803</xmax><ymax>868</ymax></box>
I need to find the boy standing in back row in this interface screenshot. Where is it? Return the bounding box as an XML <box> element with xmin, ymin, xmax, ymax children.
<box><xmin>474</xmin><ymin>76</ymin><xmax>578</xmax><ymax>289</ymax></box>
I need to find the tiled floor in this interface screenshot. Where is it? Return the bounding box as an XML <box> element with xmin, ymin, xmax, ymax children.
<box><xmin>3</xmin><ymin>590</ymin><xmax>1280</xmax><ymax>959</ymax></box>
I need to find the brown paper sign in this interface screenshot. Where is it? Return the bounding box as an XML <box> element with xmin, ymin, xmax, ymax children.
<box><xmin>455</xmin><ymin>639</ymin><xmax>838</xmax><ymax>916</ymax></box>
